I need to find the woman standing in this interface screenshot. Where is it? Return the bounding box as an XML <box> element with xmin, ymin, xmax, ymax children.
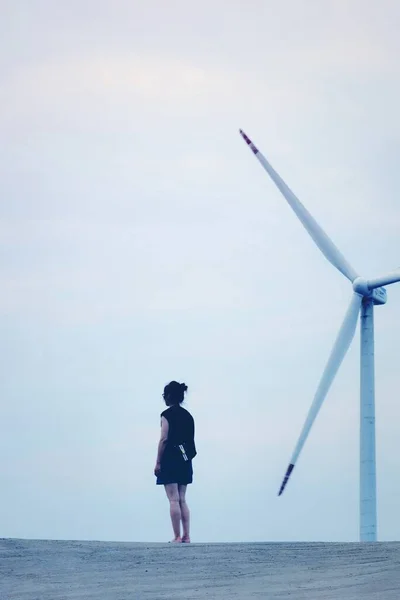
<box><xmin>154</xmin><ymin>381</ymin><xmax>196</xmax><ymax>543</ymax></box>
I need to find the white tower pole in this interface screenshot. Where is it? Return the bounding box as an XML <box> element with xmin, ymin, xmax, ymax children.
<box><xmin>360</xmin><ymin>297</ymin><xmax>377</xmax><ymax>541</ymax></box>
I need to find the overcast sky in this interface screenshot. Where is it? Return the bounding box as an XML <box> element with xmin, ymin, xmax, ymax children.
<box><xmin>1</xmin><ymin>0</ymin><xmax>400</xmax><ymax>543</ymax></box>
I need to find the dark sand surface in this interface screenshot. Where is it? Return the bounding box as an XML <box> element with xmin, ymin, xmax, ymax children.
<box><xmin>1</xmin><ymin>538</ymin><xmax>400</xmax><ymax>599</ymax></box>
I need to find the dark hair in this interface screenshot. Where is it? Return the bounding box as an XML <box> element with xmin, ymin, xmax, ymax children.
<box><xmin>163</xmin><ymin>381</ymin><xmax>188</xmax><ymax>405</ymax></box>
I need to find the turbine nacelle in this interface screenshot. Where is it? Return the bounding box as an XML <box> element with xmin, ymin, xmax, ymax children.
<box><xmin>369</xmin><ymin>287</ymin><xmax>387</xmax><ymax>306</ymax></box>
<box><xmin>352</xmin><ymin>277</ymin><xmax>387</xmax><ymax>305</ymax></box>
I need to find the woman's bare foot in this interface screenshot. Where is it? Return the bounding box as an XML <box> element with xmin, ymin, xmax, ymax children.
<box><xmin>181</xmin><ymin>536</ymin><xmax>191</xmax><ymax>543</ymax></box>
<box><xmin>169</xmin><ymin>537</ymin><xmax>182</xmax><ymax>543</ymax></box>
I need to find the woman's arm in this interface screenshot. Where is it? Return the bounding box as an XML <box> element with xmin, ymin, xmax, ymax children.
<box><xmin>154</xmin><ymin>417</ymin><xmax>169</xmax><ymax>476</ymax></box>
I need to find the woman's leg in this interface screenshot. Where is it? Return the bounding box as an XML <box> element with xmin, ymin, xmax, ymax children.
<box><xmin>178</xmin><ymin>484</ymin><xmax>190</xmax><ymax>542</ymax></box>
<box><xmin>164</xmin><ymin>484</ymin><xmax>181</xmax><ymax>541</ymax></box>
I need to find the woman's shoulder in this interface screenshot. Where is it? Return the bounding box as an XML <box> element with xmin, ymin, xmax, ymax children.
<box><xmin>180</xmin><ymin>406</ymin><xmax>194</xmax><ymax>420</ymax></box>
<box><xmin>161</xmin><ymin>405</ymin><xmax>194</xmax><ymax>419</ymax></box>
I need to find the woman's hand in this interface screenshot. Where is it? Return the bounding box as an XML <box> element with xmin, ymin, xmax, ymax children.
<box><xmin>154</xmin><ymin>462</ymin><xmax>161</xmax><ymax>477</ymax></box>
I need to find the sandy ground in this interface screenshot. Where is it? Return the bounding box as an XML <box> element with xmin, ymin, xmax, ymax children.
<box><xmin>1</xmin><ymin>538</ymin><xmax>400</xmax><ymax>599</ymax></box>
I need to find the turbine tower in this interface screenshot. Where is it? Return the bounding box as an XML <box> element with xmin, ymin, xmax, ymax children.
<box><xmin>239</xmin><ymin>128</ymin><xmax>400</xmax><ymax>542</ymax></box>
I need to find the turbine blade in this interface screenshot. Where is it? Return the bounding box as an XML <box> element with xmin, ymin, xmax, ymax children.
<box><xmin>278</xmin><ymin>292</ymin><xmax>362</xmax><ymax>496</ymax></box>
<box><xmin>367</xmin><ymin>269</ymin><xmax>400</xmax><ymax>290</ymax></box>
<box><xmin>239</xmin><ymin>129</ymin><xmax>358</xmax><ymax>282</ymax></box>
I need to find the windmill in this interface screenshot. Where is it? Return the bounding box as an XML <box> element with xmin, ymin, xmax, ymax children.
<box><xmin>239</xmin><ymin>129</ymin><xmax>400</xmax><ymax>542</ymax></box>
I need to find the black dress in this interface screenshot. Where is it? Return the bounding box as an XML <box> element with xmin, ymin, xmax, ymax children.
<box><xmin>156</xmin><ymin>405</ymin><xmax>196</xmax><ymax>485</ymax></box>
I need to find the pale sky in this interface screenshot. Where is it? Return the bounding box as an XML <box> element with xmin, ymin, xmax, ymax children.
<box><xmin>1</xmin><ymin>0</ymin><xmax>400</xmax><ymax>543</ymax></box>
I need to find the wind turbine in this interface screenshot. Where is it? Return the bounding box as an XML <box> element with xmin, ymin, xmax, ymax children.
<box><xmin>239</xmin><ymin>128</ymin><xmax>400</xmax><ymax>542</ymax></box>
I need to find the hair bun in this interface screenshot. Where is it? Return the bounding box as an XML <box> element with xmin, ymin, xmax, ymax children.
<box><xmin>181</xmin><ymin>383</ymin><xmax>188</xmax><ymax>392</ymax></box>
